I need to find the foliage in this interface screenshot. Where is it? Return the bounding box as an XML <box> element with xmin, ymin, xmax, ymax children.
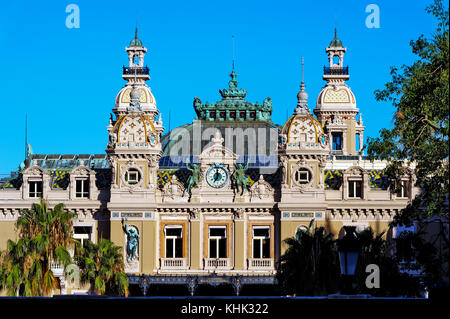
<box><xmin>366</xmin><ymin>0</ymin><xmax>449</xmax><ymax>286</ymax></box>
<box><xmin>276</xmin><ymin>225</ymin><xmax>424</xmax><ymax>297</ymax></box>
<box><xmin>354</xmin><ymin>228</ymin><xmax>422</xmax><ymax>297</ymax></box>
<box><xmin>276</xmin><ymin>221</ymin><xmax>340</xmax><ymax>296</ymax></box>
<box><xmin>366</xmin><ymin>0</ymin><xmax>449</xmax><ymax>225</ymax></box>
<box><xmin>395</xmin><ymin>228</ymin><xmax>446</xmax><ymax>288</ymax></box>
<box><xmin>0</xmin><ymin>198</ymin><xmax>75</xmax><ymax>296</ymax></box>
<box><xmin>74</xmin><ymin>238</ymin><xmax>129</xmax><ymax>296</ymax></box>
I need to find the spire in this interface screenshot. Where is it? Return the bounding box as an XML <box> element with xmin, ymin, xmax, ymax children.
<box><xmin>329</xmin><ymin>27</ymin><xmax>343</xmax><ymax>48</ymax></box>
<box><xmin>295</xmin><ymin>56</ymin><xmax>308</xmax><ymax>114</ymax></box>
<box><xmin>232</xmin><ymin>35</ymin><xmax>235</xmax><ymax>72</ymax></box>
<box><xmin>129</xmin><ymin>27</ymin><xmax>143</xmax><ymax>47</ymax></box>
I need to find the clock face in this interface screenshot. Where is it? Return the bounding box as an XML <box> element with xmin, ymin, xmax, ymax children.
<box><xmin>206</xmin><ymin>164</ymin><xmax>229</xmax><ymax>189</ymax></box>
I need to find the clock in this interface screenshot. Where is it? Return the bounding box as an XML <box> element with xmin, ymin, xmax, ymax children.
<box><xmin>206</xmin><ymin>164</ymin><xmax>229</xmax><ymax>189</ymax></box>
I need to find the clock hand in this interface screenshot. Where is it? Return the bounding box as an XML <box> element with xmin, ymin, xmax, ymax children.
<box><xmin>214</xmin><ymin>169</ymin><xmax>220</xmax><ymax>181</ymax></box>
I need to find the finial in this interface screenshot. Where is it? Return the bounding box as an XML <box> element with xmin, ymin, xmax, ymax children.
<box><xmin>301</xmin><ymin>56</ymin><xmax>305</xmax><ymax>85</ymax></box>
<box><xmin>296</xmin><ymin>56</ymin><xmax>308</xmax><ymax>114</ymax></box>
<box><xmin>212</xmin><ymin>130</ymin><xmax>224</xmax><ymax>145</ymax></box>
<box><xmin>129</xmin><ymin>83</ymin><xmax>141</xmax><ymax>111</ymax></box>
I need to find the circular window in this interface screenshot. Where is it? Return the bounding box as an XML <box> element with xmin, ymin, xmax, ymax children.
<box><xmin>125</xmin><ymin>168</ymin><xmax>141</xmax><ymax>185</ymax></box>
<box><xmin>294</xmin><ymin>168</ymin><xmax>312</xmax><ymax>185</ymax></box>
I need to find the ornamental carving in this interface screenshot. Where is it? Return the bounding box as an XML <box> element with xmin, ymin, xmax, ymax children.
<box><xmin>119</xmin><ymin>161</ymin><xmax>144</xmax><ymax>190</ymax></box>
<box><xmin>162</xmin><ymin>175</ymin><xmax>186</xmax><ymax>201</ymax></box>
<box><xmin>250</xmin><ymin>175</ymin><xmax>274</xmax><ymax>201</ymax></box>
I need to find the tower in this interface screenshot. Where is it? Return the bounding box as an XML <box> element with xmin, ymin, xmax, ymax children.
<box><xmin>314</xmin><ymin>29</ymin><xmax>365</xmax><ymax>155</ymax></box>
<box><xmin>107</xmin><ymin>29</ymin><xmax>164</xmax><ymax>197</ymax></box>
<box><xmin>279</xmin><ymin>57</ymin><xmax>328</xmax><ymax>202</ymax></box>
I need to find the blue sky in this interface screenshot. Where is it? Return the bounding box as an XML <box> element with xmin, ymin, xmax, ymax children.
<box><xmin>0</xmin><ymin>0</ymin><xmax>441</xmax><ymax>174</ymax></box>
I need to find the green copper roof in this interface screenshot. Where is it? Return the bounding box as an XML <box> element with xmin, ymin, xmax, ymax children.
<box><xmin>329</xmin><ymin>28</ymin><xmax>343</xmax><ymax>48</ymax></box>
<box><xmin>129</xmin><ymin>28</ymin><xmax>143</xmax><ymax>47</ymax></box>
<box><xmin>193</xmin><ymin>71</ymin><xmax>273</xmax><ymax>122</ymax></box>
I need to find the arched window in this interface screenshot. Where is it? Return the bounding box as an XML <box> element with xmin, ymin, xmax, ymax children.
<box><xmin>333</xmin><ymin>55</ymin><xmax>340</xmax><ymax>66</ymax></box>
<box><xmin>133</xmin><ymin>55</ymin><xmax>139</xmax><ymax>65</ymax></box>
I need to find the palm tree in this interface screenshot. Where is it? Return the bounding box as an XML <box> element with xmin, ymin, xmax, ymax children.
<box><xmin>74</xmin><ymin>238</ymin><xmax>129</xmax><ymax>296</ymax></box>
<box><xmin>0</xmin><ymin>198</ymin><xmax>74</xmax><ymax>296</ymax></box>
<box><xmin>276</xmin><ymin>220</ymin><xmax>340</xmax><ymax>296</ymax></box>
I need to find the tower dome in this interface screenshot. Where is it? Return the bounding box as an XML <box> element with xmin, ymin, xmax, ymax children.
<box><xmin>280</xmin><ymin>57</ymin><xmax>327</xmax><ymax>151</ymax></box>
<box><xmin>129</xmin><ymin>28</ymin><xmax>143</xmax><ymax>47</ymax></box>
<box><xmin>329</xmin><ymin>28</ymin><xmax>343</xmax><ymax>48</ymax></box>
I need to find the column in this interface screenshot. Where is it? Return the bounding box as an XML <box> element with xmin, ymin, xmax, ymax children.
<box><xmin>155</xmin><ymin>211</ymin><xmax>160</xmax><ymax>270</ymax></box>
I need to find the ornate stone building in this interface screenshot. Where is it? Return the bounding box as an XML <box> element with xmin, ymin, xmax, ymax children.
<box><xmin>0</xmin><ymin>30</ymin><xmax>417</xmax><ymax>295</ymax></box>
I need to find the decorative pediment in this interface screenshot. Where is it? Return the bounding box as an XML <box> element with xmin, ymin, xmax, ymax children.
<box><xmin>250</xmin><ymin>175</ymin><xmax>274</xmax><ymax>201</ymax></box>
<box><xmin>199</xmin><ymin>131</ymin><xmax>237</xmax><ymax>164</ymax></box>
<box><xmin>162</xmin><ymin>175</ymin><xmax>187</xmax><ymax>202</ymax></box>
<box><xmin>71</xmin><ymin>162</ymin><xmax>94</xmax><ymax>177</ymax></box>
<box><xmin>344</xmin><ymin>166</ymin><xmax>367</xmax><ymax>176</ymax></box>
<box><xmin>23</xmin><ymin>162</ymin><xmax>46</xmax><ymax>177</ymax></box>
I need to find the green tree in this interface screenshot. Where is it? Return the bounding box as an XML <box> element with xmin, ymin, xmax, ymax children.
<box><xmin>276</xmin><ymin>221</ymin><xmax>340</xmax><ymax>296</ymax></box>
<box><xmin>366</xmin><ymin>0</ymin><xmax>449</xmax><ymax>285</ymax></box>
<box><xmin>354</xmin><ymin>228</ymin><xmax>421</xmax><ymax>297</ymax></box>
<box><xmin>0</xmin><ymin>198</ymin><xmax>75</xmax><ymax>296</ymax></box>
<box><xmin>74</xmin><ymin>238</ymin><xmax>129</xmax><ymax>296</ymax></box>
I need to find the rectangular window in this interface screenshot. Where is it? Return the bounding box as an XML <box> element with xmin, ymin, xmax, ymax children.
<box><xmin>209</xmin><ymin>226</ymin><xmax>227</xmax><ymax>258</ymax></box>
<box><xmin>75</xmin><ymin>179</ymin><xmax>89</xmax><ymax>198</ymax></box>
<box><xmin>128</xmin><ymin>171</ymin><xmax>139</xmax><ymax>184</ymax></box>
<box><xmin>396</xmin><ymin>180</ymin><xmax>410</xmax><ymax>198</ymax></box>
<box><xmin>253</xmin><ymin>227</ymin><xmax>270</xmax><ymax>259</ymax></box>
<box><xmin>29</xmin><ymin>180</ymin><xmax>43</xmax><ymax>198</ymax></box>
<box><xmin>298</xmin><ymin>171</ymin><xmax>309</xmax><ymax>183</ymax></box>
<box><xmin>332</xmin><ymin>133</ymin><xmax>342</xmax><ymax>151</ymax></box>
<box><xmin>348</xmin><ymin>180</ymin><xmax>362</xmax><ymax>198</ymax></box>
<box><xmin>73</xmin><ymin>226</ymin><xmax>92</xmax><ymax>246</ymax></box>
<box><xmin>165</xmin><ymin>226</ymin><xmax>183</xmax><ymax>258</ymax></box>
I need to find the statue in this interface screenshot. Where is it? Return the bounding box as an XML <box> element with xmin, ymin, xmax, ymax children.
<box><xmin>263</xmin><ymin>97</ymin><xmax>272</xmax><ymax>112</ymax></box>
<box><xmin>186</xmin><ymin>162</ymin><xmax>201</xmax><ymax>195</ymax></box>
<box><xmin>232</xmin><ymin>161</ymin><xmax>249</xmax><ymax>196</ymax></box>
<box><xmin>280</xmin><ymin>158</ymin><xmax>287</xmax><ymax>184</ymax></box>
<box><xmin>193</xmin><ymin>97</ymin><xmax>202</xmax><ymax>112</ymax></box>
<box><xmin>121</xmin><ymin>218</ymin><xmax>140</xmax><ymax>262</ymax></box>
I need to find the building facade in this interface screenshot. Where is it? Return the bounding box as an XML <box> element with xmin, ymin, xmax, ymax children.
<box><xmin>0</xmin><ymin>30</ymin><xmax>418</xmax><ymax>295</ymax></box>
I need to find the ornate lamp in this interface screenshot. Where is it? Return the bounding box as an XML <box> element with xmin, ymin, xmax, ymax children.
<box><xmin>337</xmin><ymin>226</ymin><xmax>361</xmax><ymax>294</ymax></box>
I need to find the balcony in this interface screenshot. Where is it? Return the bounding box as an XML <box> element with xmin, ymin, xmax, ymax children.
<box><xmin>323</xmin><ymin>66</ymin><xmax>349</xmax><ymax>75</ymax></box>
<box><xmin>123</xmin><ymin>66</ymin><xmax>150</xmax><ymax>75</ymax></box>
<box><xmin>204</xmin><ymin>258</ymin><xmax>231</xmax><ymax>270</ymax></box>
<box><xmin>247</xmin><ymin>258</ymin><xmax>274</xmax><ymax>270</ymax></box>
<box><xmin>50</xmin><ymin>260</ymin><xmax>64</xmax><ymax>276</ymax></box>
<box><xmin>160</xmin><ymin>258</ymin><xmax>187</xmax><ymax>270</ymax></box>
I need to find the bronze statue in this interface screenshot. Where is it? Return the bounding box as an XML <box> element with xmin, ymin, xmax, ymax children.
<box><xmin>232</xmin><ymin>161</ymin><xmax>249</xmax><ymax>196</ymax></box>
<box><xmin>186</xmin><ymin>162</ymin><xmax>201</xmax><ymax>195</ymax></box>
